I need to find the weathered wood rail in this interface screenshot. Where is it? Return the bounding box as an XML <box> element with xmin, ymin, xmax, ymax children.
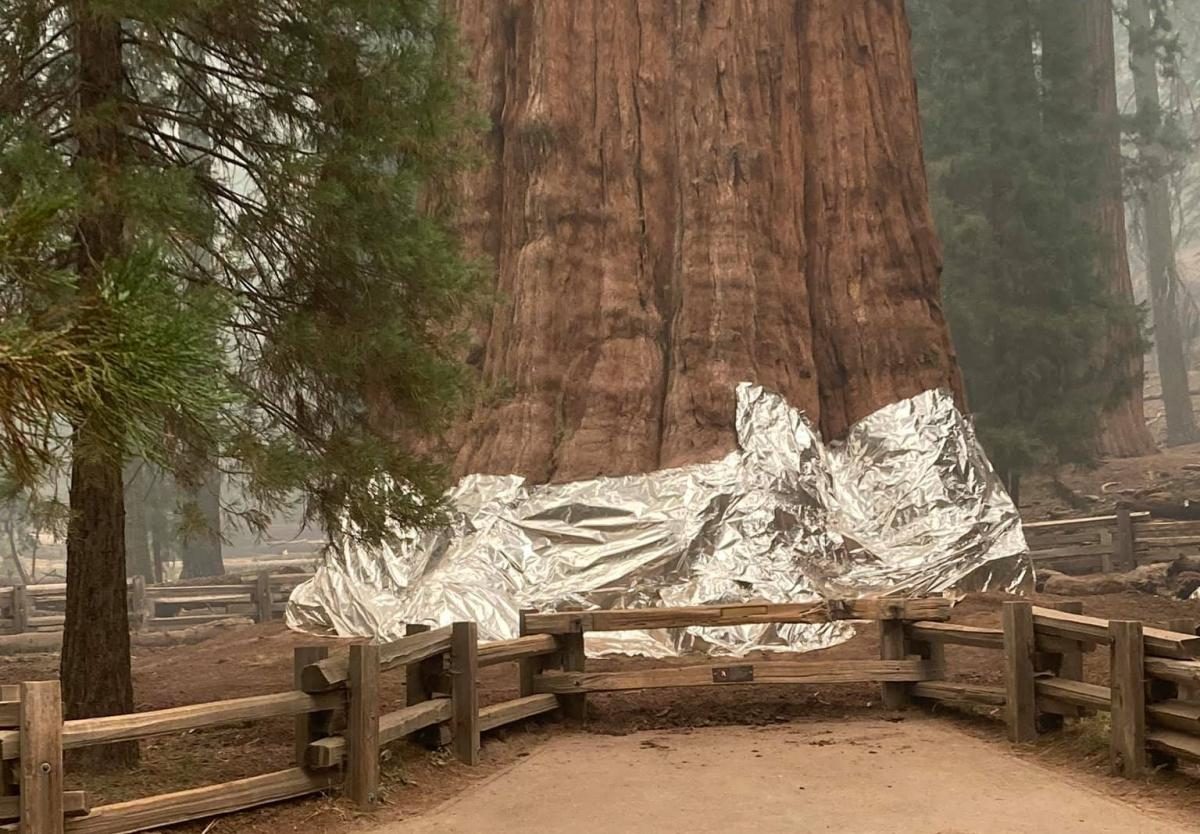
<box><xmin>1025</xmin><ymin>508</ymin><xmax>1200</xmax><ymax>575</ymax></box>
<box><xmin>0</xmin><ymin>572</ymin><xmax>313</xmax><ymax>638</ymax></box>
<box><xmin>518</xmin><ymin>598</ymin><xmax>952</xmax><ymax>719</ymax></box>
<box><xmin>10</xmin><ymin>594</ymin><xmax>1200</xmax><ymax>831</ymax></box>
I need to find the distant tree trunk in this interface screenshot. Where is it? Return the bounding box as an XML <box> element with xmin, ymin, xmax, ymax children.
<box><xmin>144</xmin><ymin>465</ymin><xmax>174</xmax><ymax>583</ymax></box>
<box><xmin>448</xmin><ymin>0</ymin><xmax>964</xmax><ymax>483</ymax></box>
<box><xmin>181</xmin><ymin>465</ymin><xmax>223</xmax><ymax>578</ymax></box>
<box><xmin>3</xmin><ymin>518</ymin><xmax>30</xmax><ymax>586</ymax></box>
<box><xmin>122</xmin><ymin>461</ymin><xmax>154</xmax><ymax>581</ymax></box>
<box><xmin>1086</xmin><ymin>0</ymin><xmax>1155</xmax><ymax>457</ymax></box>
<box><xmin>148</xmin><ymin>511</ymin><xmax>167</xmax><ymax>584</ymax></box>
<box><xmin>1128</xmin><ymin>0</ymin><xmax>1197</xmax><ymax>446</ymax></box>
<box><xmin>60</xmin><ymin>0</ymin><xmax>137</xmax><ymax>765</ymax></box>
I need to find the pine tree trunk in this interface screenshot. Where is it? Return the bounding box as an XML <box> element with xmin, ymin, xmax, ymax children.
<box><xmin>63</xmin><ymin>427</ymin><xmax>136</xmax><ymax>763</ymax></box>
<box><xmin>181</xmin><ymin>466</ymin><xmax>223</xmax><ymax>578</ymax></box>
<box><xmin>4</xmin><ymin>519</ymin><xmax>30</xmax><ymax>586</ymax></box>
<box><xmin>123</xmin><ymin>461</ymin><xmax>154</xmax><ymax>581</ymax></box>
<box><xmin>61</xmin><ymin>0</ymin><xmax>137</xmax><ymax>764</ymax></box>
<box><xmin>149</xmin><ymin>514</ymin><xmax>167</xmax><ymax>584</ymax></box>
<box><xmin>449</xmin><ymin>0</ymin><xmax>964</xmax><ymax>482</ymax></box>
<box><xmin>1086</xmin><ymin>0</ymin><xmax>1155</xmax><ymax>457</ymax></box>
<box><xmin>1128</xmin><ymin>0</ymin><xmax>1197</xmax><ymax>446</ymax></box>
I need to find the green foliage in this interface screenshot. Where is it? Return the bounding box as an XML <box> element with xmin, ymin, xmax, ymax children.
<box><xmin>0</xmin><ymin>0</ymin><xmax>480</xmax><ymax>541</ymax></box>
<box><xmin>911</xmin><ymin>0</ymin><xmax>1146</xmax><ymax>481</ymax></box>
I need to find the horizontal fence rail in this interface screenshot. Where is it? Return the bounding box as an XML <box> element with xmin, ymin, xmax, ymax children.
<box><xmin>1025</xmin><ymin>507</ymin><xmax>1200</xmax><ymax>576</ymax></box>
<box><xmin>521</xmin><ymin>598</ymin><xmax>951</xmax><ymax>635</ymax></box>
<box><xmin>0</xmin><ymin>573</ymin><xmax>314</xmax><ymax>639</ymax></box>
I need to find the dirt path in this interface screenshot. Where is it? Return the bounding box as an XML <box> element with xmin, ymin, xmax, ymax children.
<box><xmin>372</xmin><ymin>718</ymin><xmax>1194</xmax><ymax>834</ymax></box>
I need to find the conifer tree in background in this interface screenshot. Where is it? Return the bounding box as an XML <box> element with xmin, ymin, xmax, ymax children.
<box><xmin>179</xmin><ymin>468</ymin><xmax>224</xmax><ymax>579</ymax></box>
<box><xmin>0</xmin><ymin>0</ymin><xmax>478</xmax><ymax>762</ymax></box>
<box><xmin>1127</xmin><ymin>0</ymin><xmax>1198</xmax><ymax>445</ymax></box>
<box><xmin>910</xmin><ymin>0</ymin><xmax>1146</xmax><ymax>501</ymax></box>
<box><xmin>1085</xmin><ymin>0</ymin><xmax>1156</xmax><ymax>458</ymax></box>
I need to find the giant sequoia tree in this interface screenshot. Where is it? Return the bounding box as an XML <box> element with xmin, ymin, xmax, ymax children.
<box><xmin>0</xmin><ymin>0</ymin><xmax>477</xmax><ymax>759</ymax></box>
<box><xmin>448</xmin><ymin>1</ymin><xmax>965</xmax><ymax>483</ymax></box>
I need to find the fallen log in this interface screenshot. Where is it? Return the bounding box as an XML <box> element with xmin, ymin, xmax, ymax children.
<box><xmin>0</xmin><ymin>617</ymin><xmax>257</xmax><ymax>655</ymax></box>
<box><xmin>1128</xmin><ymin>500</ymin><xmax>1200</xmax><ymax>521</ymax></box>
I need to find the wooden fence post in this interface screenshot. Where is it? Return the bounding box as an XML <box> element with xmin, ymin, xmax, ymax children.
<box><xmin>293</xmin><ymin>646</ymin><xmax>331</xmax><ymax>766</ymax></box>
<box><xmin>550</xmin><ymin>606</ymin><xmax>588</xmax><ymax>722</ymax></box>
<box><xmin>0</xmin><ymin>682</ymin><xmax>15</xmax><ymax>799</ymax></box>
<box><xmin>1001</xmin><ymin>601</ymin><xmax>1037</xmax><ymax>743</ymax></box>
<box><xmin>449</xmin><ymin>622</ymin><xmax>479</xmax><ymax>766</ymax></box>
<box><xmin>1114</xmin><ymin>506</ymin><xmax>1136</xmax><ymax>572</ymax></box>
<box><xmin>405</xmin><ymin>623</ymin><xmax>449</xmax><ymax>748</ymax></box>
<box><xmin>555</xmin><ymin>628</ymin><xmax>588</xmax><ymax>721</ymax></box>
<box><xmin>879</xmin><ymin>619</ymin><xmax>911</xmax><ymax>709</ymax></box>
<box><xmin>1098</xmin><ymin>529</ymin><xmax>1115</xmax><ymax>573</ymax></box>
<box><xmin>1110</xmin><ymin>619</ymin><xmax>1146</xmax><ymax>778</ymax></box>
<box><xmin>254</xmin><ymin>572</ymin><xmax>273</xmax><ymax>624</ymax></box>
<box><xmin>346</xmin><ymin>644</ymin><xmax>380</xmax><ymax>808</ymax></box>
<box><xmin>19</xmin><ymin>680</ymin><xmax>63</xmax><ymax>834</ymax></box>
<box><xmin>12</xmin><ymin>587</ymin><xmax>28</xmax><ymax>635</ymax></box>
<box><xmin>517</xmin><ymin>609</ymin><xmax>539</xmax><ymax>698</ymax></box>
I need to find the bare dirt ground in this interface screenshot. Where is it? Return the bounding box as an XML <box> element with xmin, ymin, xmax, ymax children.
<box><xmin>373</xmin><ymin>720</ymin><xmax>1197</xmax><ymax>834</ymax></box>
<box><xmin>5</xmin><ymin>590</ymin><xmax>1200</xmax><ymax>832</ymax></box>
<box><xmin>1022</xmin><ymin>440</ymin><xmax>1200</xmax><ymax>520</ymax></box>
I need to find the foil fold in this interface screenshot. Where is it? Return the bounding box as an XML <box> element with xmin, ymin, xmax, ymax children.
<box><xmin>287</xmin><ymin>384</ymin><xmax>1030</xmax><ymax>655</ymax></box>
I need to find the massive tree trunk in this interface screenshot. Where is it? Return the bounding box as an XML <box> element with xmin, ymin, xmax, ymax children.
<box><xmin>1128</xmin><ymin>0</ymin><xmax>1197</xmax><ymax>446</ymax></box>
<box><xmin>1086</xmin><ymin>0</ymin><xmax>1155</xmax><ymax>457</ymax></box>
<box><xmin>61</xmin><ymin>0</ymin><xmax>137</xmax><ymax>764</ymax></box>
<box><xmin>448</xmin><ymin>0</ymin><xmax>964</xmax><ymax>483</ymax></box>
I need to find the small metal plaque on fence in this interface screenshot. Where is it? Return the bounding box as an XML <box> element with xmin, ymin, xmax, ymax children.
<box><xmin>712</xmin><ymin>665</ymin><xmax>754</xmax><ymax>683</ymax></box>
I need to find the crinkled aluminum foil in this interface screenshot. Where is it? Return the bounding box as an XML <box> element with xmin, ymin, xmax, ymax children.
<box><xmin>286</xmin><ymin>384</ymin><xmax>1031</xmax><ymax>655</ymax></box>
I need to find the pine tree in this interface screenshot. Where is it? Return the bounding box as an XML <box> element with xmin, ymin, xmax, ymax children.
<box><xmin>0</xmin><ymin>0</ymin><xmax>478</xmax><ymax>761</ymax></box>
<box><xmin>911</xmin><ymin>0</ymin><xmax>1146</xmax><ymax>498</ymax></box>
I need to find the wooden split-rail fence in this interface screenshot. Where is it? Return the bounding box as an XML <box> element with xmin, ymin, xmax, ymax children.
<box><xmin>903</xmin><ymin>599</ymin><xmax>1200</xmax><ymax>774</ymax></box>
<box><xmin>1025</xmin><ymin>507</ymin><xmax>1200</xmax><ymax>575</ymax></box>
<box><xmin>0</xmin><ymin>573</ymin><xmax>314</xmax><ymax>637</ymax></box>
<box><xmin>6</xmin><ymin>595</ymin><xmax>1200</xmax><ymax>832</ymax></box>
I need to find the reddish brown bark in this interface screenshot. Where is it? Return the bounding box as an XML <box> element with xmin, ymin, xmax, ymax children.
<box><xmin>1086</xmin><ymin>0</ymin><xmax>1155</xmax><ymax>457</ymax></box>
<box><xmin>449</xmin><ymin>1</ymin><xmax>964</xmax><ymax>483</ymax></box>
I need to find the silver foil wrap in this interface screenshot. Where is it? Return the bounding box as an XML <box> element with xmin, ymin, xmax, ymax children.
<box><xmin>286</xmin><ymin>384</ymin><xmax>1031</xmax><ymax>655</ymax></box>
